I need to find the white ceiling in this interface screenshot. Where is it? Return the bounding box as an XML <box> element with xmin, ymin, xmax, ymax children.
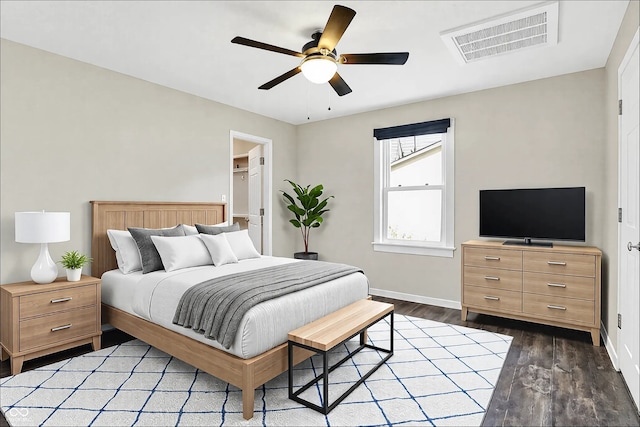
<box><xmin>0</xmin><ymin>1</ymin><xmax>629</xmax><ymax>125</ymax></box>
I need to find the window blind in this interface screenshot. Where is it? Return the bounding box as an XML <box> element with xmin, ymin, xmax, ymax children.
<box><xmin>373</xmin><ymin>118</ymin><xmax>451</xmax><ymax>140</ymax></box>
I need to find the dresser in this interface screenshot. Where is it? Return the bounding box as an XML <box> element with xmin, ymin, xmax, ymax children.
<box><xmin>461</xmin><ymin>240</ymin><xmax>602</xmax><ymax>346</ymax></box>
<box><xmin>0</xmin><ymin>275</ymin><xmax>101</xmax><ymax>374</ymax></box>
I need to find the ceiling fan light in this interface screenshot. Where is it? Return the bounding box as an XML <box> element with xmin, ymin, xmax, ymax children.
<box><xmin>300</xmin><ymin>56</ymin><xmax>337</xmax><ymax>84</ymax></box>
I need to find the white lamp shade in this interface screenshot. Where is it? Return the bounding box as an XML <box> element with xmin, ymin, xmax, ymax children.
<box><xmin>300</xmin><ymin>56</ymin><xmax>338</xmax><ymax>84</ymax></box>
<box><xmin>15</xmin><ymin>211</ymin><xmax>70</xmax><ymax>243</ymax></box>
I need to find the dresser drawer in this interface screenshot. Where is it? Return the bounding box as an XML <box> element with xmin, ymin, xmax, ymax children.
<box><xmin>19</xmin><ymin>284</ymin><xmax>97</xmax><ymax>319</ymax></box>
<box><xmin>523</xmin><ymin>252</ymin><xmax>595</xmax><ymax>277</ymax></box>
<box><xmin>464</xmin><ymin>247</ymin><xmax>522</xmax><ymax>270</ymax></box>
<box><xmin>464</xmin><ymin>248</ymin><xmax>522</xmax><ymax>270</ymax></box>
<box><xmin>523</xmin><ymin>293</ymin><xmax>594</xmax><ymax>325</ymax></box>
<box><xmin>19</xmin><ymin>306</ymin><xmax>98</xmax><ymax>351</ymax></box>
<box><xmin>463</xmin><ymin>285</ymin><xmax>522</xmax><ymax>314</ymax></box>
<box><xmin>523</xmin><ymin>272</ymin><xmax>595</xmax><ymax>300</ymax></box>
<box><xmin>463</xmin><ymin>266</ymin><xmax>522</xmax><ymax>291</ymax></box>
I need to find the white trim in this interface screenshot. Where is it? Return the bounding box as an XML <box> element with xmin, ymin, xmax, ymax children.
<box><xmin>372</xmin><ymin>242</ymin><xmax>455</xmax><ymax>257</ymax></box>
<box><xmin>369</xmin><ymin>287</ymin><xmax>461</xmax><ymax>310</ymax></box>
<box><xmin>443</xmin><ymin>121</ymin><xmax>455</xmax><ymax>248</ymax></box>
<box><xmin>602</xmin><ymin>320</ymin><xmax>619</xmax><ymax>370</ymax></box>
<box><xmin>229</xmin><ymin>130</ymin><xmax>273</xmax><ymax>256</ymax></box>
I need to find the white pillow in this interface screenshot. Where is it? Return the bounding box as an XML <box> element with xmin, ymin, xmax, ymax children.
<box><xmin>200</xmin><ymin>233</ymin><xmax>238</xmax><ymax>266</ymax></box>
<box><xmin>106</xmin><ymin>229</ymin><xmax>142</xmax><ymax>274</ymax></box>
<box><xmin>182</xmin><ymin>224</ymin><xmax>199</xmax><ymax>236</ymax></box>
<box><xmin>224</xmin><ymin>229</ymin><xmax>261</xmax><ymax>260</ymax></box>
<box><xmin>183</xmin><ymin>222</ymin><xmax>228</xmax><ymax>235</ymax></box>
<box><xmin>150</xmin><ymin>235</ymin><xmax>213</xmax><ymax>272</ymax></box>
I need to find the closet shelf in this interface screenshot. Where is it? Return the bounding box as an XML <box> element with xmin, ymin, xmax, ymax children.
<box><xmin>233</xmin><ymin>167</ymin><xmax>248</xmax><ymax>173</ymax></box>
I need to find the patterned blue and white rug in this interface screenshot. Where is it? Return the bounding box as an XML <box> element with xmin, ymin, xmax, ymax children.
<box><xmin>1</xmin><ymin>315</ymin><xmax>511</xmax><ymax>426</ymax></box>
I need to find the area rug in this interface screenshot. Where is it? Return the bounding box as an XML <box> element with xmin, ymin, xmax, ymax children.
<box><xmin>1</xmin><ymin>315</ymin><xmax>511</xmax><ymax>426</ymax></box>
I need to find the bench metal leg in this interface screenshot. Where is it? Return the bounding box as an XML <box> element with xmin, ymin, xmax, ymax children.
<box><xmin>288</xmin><ymin>310</ymin><xmax>394</xmax><ymax>414</ymax></box>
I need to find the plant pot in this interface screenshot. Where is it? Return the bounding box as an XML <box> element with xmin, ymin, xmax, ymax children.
<box><xmin>294</xmin><ymin>252</ymin><xmax>318</xmax><ymax>260</ymax></box>
<box><xmin>66</xmin><ymin>268</ymin><xmax>82</xmax><ymax>282</ymax></box>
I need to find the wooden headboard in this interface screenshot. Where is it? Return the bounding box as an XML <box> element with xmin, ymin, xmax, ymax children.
<box><xmin>90</xmin><ymin>201</ymin><xmax>226</xmax><ymax>278</ymax></box>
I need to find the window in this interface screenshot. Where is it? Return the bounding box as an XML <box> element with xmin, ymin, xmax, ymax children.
<box><xmin>373</xmin><ymin>118</ymin><xmax>455</xmax><ymax>257</ymax></box>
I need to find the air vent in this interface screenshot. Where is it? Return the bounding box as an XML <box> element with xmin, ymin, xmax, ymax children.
<box><xmin>440</xmin><ymin>1</ymin><xmax>558</xmax><ymax>64</ymax></box>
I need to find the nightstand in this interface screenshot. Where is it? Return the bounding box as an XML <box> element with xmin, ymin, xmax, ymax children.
<box><xmin>0</xmin><ymin>275</ymin><xmax>101</xmax><ymax>375</ymax></box>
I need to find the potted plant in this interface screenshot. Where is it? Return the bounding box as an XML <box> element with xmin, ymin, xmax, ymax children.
<box><xmin>281</xmin><ymin>179</ymin><xmax>333</xmax><ymax>260</ymax></box>
<box><xmin>60</xmin><ymin>250</ymin><xmax>92</xmax><ymax>282</ymax></box>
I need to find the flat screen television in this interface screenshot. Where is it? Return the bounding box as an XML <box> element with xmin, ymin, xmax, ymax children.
<box><xmin>479</xmin><ymin>187</ymin><xmax>586</xmax><ymax>246</ymax></box>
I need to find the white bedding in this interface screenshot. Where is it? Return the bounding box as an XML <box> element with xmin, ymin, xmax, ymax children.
<box><xmin>101</xmin><ymin>256</ymin><xmax>369</xmax><ymax>359</ymax></box>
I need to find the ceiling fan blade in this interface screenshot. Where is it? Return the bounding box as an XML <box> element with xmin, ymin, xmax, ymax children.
<box><xmin>340</xmin><ymin>52</ymin><xmax>409</xmax><ymax>65</ymax></box>
<box><xmin>258</xmin><ymin>67</ymin><xmax>301</xmax><ymax>90</ymax></box>
<box><xmin>318</xmin><ymin>5</ymin><xmax>356</xmax><ymax>52</ymax></box>
<box><xmin>231</xmin><ymin>36</ymin><xmax>304</xmax><ymax>58</ymax></box>
<box><xmin>328</xmin><ymin>72</ymin><xmax>352</xmax><ymax>96</ymax></box>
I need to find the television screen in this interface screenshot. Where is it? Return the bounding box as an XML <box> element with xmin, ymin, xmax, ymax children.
<box><xmin>479</xmin><ymin>187</ymin><xmax>586</xmax><ymax>244</ymax></box>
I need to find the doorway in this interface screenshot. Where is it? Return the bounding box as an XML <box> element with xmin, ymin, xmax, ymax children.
<box><xmin>617</xmin><ymin>28</ymin><xmax>639</xmax><ymax>412</ymax></box>
<box><xmin>229</xmin><ymin>130</ymin><xmax>272</xmax><ymax>255</ymax></box>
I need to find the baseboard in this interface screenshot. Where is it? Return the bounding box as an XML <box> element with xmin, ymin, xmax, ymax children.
<box><xmin>369</xmin><ymin>288</ymin><xmax>461</xmax><ymax>310</ymax></box>
<box><xmin>601</xmin><ymin>320</ymin><xmax>620</xmax><ymax>371</ymax></box>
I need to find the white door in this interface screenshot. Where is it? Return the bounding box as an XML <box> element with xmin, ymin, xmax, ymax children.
<box><xmin>248</xmin><ymin>145</ymin><xmax>263</xmax><ymax>253</ymax></box>
<box><xmin>618</xmin><ymin>29</ymin><xmax>639</xmax><ymax>411</ymax></box>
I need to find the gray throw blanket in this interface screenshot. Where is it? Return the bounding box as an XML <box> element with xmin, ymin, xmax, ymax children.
<box><xmin>172</xmin><ymin>260</ymin><xmax>363</xmax><ymax>349</ymax></box>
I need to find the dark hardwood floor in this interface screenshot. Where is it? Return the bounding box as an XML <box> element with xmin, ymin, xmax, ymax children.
<box><xmin>2</xmin><ymin>298</ymin><xmax>638</xmax><ymax>426</ymax></box>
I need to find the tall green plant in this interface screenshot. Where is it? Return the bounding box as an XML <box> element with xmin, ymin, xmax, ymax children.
<box><xmin>281</xmin><ymin>179</ymin><xmax>333</xmax><ymax>253</ymax></box>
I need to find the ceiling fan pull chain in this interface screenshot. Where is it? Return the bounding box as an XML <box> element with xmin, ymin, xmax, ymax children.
<box><xmin>307</xmin><ymin>84</ymin><xmax>311</xmax><ymax>120</ymax></box>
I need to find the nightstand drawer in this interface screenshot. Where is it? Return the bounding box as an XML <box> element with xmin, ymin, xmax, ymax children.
<box><xmin>19</xmin><ymin>306</ymin><xmax>98</xmax><ymax>351</ymax></box>
<box><xmin>523</xmin><ymin>293</ymin><xmax>595</xmax><ymax>325</ymax></box>
<box><xmin>523</xmin><ymin>252</ymin><xmax>595</xmax><ymax>277</ymax></box>
<box><xmin>463</xmin><ymin>266</ymin><xmax>522</xmax><ymax>291</ymax></box>
<box><xmin>19</xmin><ymin>284</ymin><xmax>97</xmax><ymax>319</ymax></box>
<box><xmin>464</xmin><ymin>247</ymin><xmax>522</xmax><ymax>270</ymax></box>
<box><xmin>463</xmin><ymin>285</ymin><xmax>522</xmax><ymax>313</ymax></box>
<box><xmin>523</xmin><ymin>272</ymin><xmax>595</xmax><ymax>300</ymax></box>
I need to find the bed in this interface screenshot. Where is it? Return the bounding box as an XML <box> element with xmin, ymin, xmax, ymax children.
<box><xmin>91</xmin><ymin>201</ymin><xmax>369</xmax><ymax>419</ymax></box>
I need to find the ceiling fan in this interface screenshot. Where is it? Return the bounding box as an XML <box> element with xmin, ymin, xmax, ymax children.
<box><xmin>231</xmin><ymin>4</ymin><xmax>409</xmax><ymax>96</ymax></box>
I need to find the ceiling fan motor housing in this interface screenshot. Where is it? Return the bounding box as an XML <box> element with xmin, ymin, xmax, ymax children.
<box><xmin>302</xmin><ymin>31</ymin><xmax>337</xmax><ymax>58</ymax></box>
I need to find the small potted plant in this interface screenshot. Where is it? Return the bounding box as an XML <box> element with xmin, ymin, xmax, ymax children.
<box><xmin>60</xmin><ymin>250</ymin><xmax>92</xmax><ymax>282</ymax></box>
<box><xmin>281</xmin><ymin>179</ymin><xmax>333</xmax><ymax>260</ymax></box>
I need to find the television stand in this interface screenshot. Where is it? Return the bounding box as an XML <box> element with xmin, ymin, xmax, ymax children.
<box><xmin>503</xmin><ymin>238</ymin><xmax>552</xmax><ymax>247</ymax></box>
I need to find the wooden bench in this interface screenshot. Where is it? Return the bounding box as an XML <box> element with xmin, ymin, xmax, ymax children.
<box><xmin>287</xmin><ymin>299</ymin><xmax>394</xmax><ymax>414</ymax></box>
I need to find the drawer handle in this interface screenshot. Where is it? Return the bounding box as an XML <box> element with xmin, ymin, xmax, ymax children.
<box><xmin>484</xmin><ymin>296</ymin><xmax>500</xmax><ymax>301</ymax></box>
<box><xmin>547</xmin><ymin>283</ymin><xmax>566</xmax><ymax>288</ymax></box>
<box><xmin>51</xmin><ymin>324</ymin><xmax>72</xmax><ymax>332</ymax></box>
<box><xmin>484</xmin><ymin>276</ymin><xmax>500</xmax><ymax>281</ymax></box>
<box><xmin>484</xmin><ymin>256</ymin><xmax>500</xmax><ymax>261</ymax></box>
<box><xmin>51</xmin><ymin>297</ymin><xmax>72</xmax><ymax>304</ymax></box>
<box><xmin>547</xmin><ymin>261</ymin><xmax>567</xmax><ymax>266</ymax></box>
<box><xmin>547</xmin><ymin>305</ymin><xmax>567</xmax><ymax>311</ymax></box>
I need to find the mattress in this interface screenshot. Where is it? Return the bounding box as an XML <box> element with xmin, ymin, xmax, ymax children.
<box><xmin>101</xmin><ymin>256</ymin><xmax>369</xmax><ymax>359</ymax></box>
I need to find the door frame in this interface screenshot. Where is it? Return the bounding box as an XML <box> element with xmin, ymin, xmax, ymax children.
<box><xmin>229</xmin><ymin>130</ymin><xmax>273</xmax><ymax>255</ymax></box>
<box><xmin>616</xmin><ymin>27</ymin><xmax>639</xmax><ymax>410</ymax></box>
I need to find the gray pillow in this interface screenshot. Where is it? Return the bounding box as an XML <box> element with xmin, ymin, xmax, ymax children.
<box><xmin>128</xmin><ymin>225</ymin><xmax>186</xmax><ymax>273</ymax></box>
<box><xmin>195</xmin><ymin>222</ymin><xmax>240</xmax><ymax>235</ymax></box>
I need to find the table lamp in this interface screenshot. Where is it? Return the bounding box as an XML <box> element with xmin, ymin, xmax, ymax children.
<box><xmin>15</xmin><ymin>211</ymin><xmax>70</xmax><ymax>284</ymax></box>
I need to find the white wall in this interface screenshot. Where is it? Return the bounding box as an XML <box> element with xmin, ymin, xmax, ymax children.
<box><xmin>0</xmin><ymin>39</ymin><xmax>298</xmax><ymax>284</ymax></box>
<box><xmin>296</xmin><ymin>68</ymin><xmax>606</xmax><ymax>306</ymax></box>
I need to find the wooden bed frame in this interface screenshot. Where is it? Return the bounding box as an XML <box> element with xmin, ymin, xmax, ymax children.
<box><xmin>90</xmin><ymin>201</ymin><xmax>315</xmax><ymax>419</ymax></box>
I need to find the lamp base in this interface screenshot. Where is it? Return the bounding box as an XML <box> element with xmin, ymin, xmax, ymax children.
<box><xmin>31</xmin><ymin>243</ymin><xmax>58</xmax><ymax>284</ymax></box>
